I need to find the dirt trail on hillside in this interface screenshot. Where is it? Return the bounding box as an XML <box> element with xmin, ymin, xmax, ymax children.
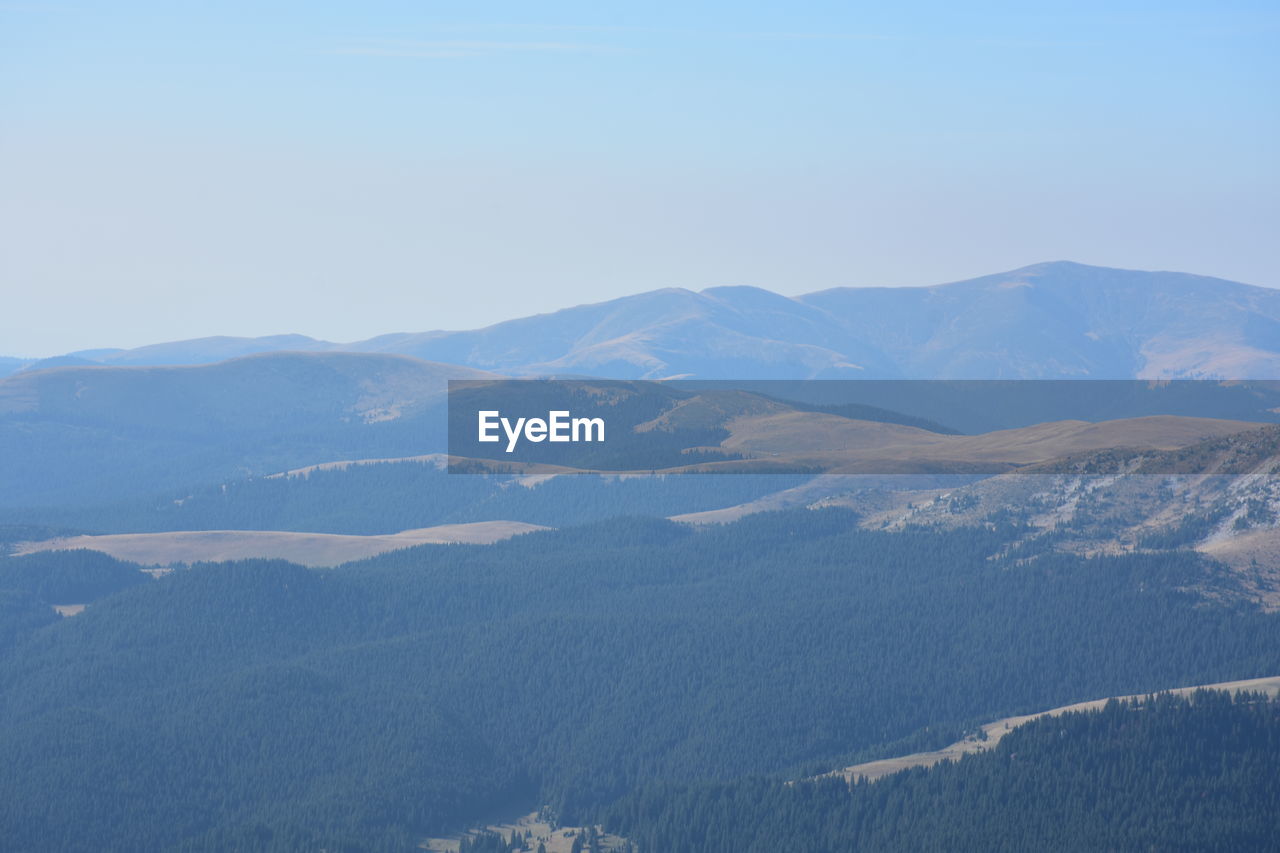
<box><xmin>826</xmin><ymin>675</ymin><xmax>1280</xmax><ymax>783</ymax></box>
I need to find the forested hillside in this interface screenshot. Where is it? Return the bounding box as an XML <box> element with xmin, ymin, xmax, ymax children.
<box><xmin>0</xmin><ymin>466</ymin><xmax>810</xmax><ymax>536</ymax></box>
<box><xmin>1</xmin><ymin>511</ymin><xmax>1278</xmax><ymax>850</ymax></box>
<box><xmin>598</xmin><ymin>690</ymin><xmax>1280</xmax><ymax>852</ymax></box>
<box><xmin>0</xmin><ymin>550</ymin><xmax>146</xmax><ymax>649</ymax></box>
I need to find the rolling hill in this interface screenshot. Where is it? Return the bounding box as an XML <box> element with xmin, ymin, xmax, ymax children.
<box><xmin>444</xmin><ymin>377</ymin><xmax>1271</xmax><ymax>475</ymax></box>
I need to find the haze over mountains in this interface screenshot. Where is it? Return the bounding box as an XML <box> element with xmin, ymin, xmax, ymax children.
<box><xmin>7</xmin><ymin>261</ymin><xmax>1280</xmax><ymax>380</ymax></box>
<box><xmin>6</xmin><ymin>261</ymin><xmax>1280</xmax><ymax>851</ymax></box>
<box><xmin>7</xmin><ymin>259</ymin><xmax>1280</xmax><ymax>508</ymax></box>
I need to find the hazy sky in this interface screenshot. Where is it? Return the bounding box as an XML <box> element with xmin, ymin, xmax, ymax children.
<box><xmin>2</xmin><ymin>1</ymin><xmax>1277</xmax><ymax>357</ymax></box>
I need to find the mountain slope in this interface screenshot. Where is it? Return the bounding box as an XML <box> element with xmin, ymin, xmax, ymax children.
<box><xmin>3</xmin><ymin>514</ymin><xmax>1279</xmax><ymax>850</ymax></box>
<box><xmin>827</xmin><ymin>675</ymin><xmax>1280</xmax><ymax>784</ymax></box>
<box><xmin>0</xmin><ymin>352</ymin><xmax>493</xmax><ymax>506</ymax></box>
<box><xmin>599</xmin><ymin>690</ymin><xmax>1280</xmax><ymax>853</ymax></box>
<box><xmin>801</xmin><ymin>261</ymin><xmax>1280</xmax><ymax>379</ymax></box>
<box><xmin>353</xmin><ymin>285</ymin><xmax>894</xmax><ymax>378</ymax></box>
<box><xmin>0</xmin><ymin>357</ymin><xmax>31</xmax><ymax>380</ymax></box>
<box><xmin>76</xmin><ymin>333</ymin><xmax>335</xmax><ymax>366</ymax></box>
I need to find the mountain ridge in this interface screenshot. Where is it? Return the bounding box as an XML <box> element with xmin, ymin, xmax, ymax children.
<box><xmin>8</xmin><ymin>261</ymin><xmax>1279</xmax><ymax>381</ymax></box>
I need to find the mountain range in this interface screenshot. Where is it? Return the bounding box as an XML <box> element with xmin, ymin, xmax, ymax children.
<box><xmin>7</xmin><ymin>261</ymin><xmax>1280</xmax><ymax>380</ymax></box>
<box><xmin>6</xmin><ymin>260</ymin><xmax>1280</xmax><ymax>851</ymax></box>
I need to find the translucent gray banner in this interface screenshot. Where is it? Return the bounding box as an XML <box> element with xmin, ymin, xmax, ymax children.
<box><xmin>446</xmin><ymin>379</ymin><xmax>1280</xmax><ymax>475</ymax></box>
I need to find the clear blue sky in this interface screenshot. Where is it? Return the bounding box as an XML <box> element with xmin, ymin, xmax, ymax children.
<box><xmin>2</xmin><ymin>1</ymin><xmax>1277</xmax><ymax>356</ymax></box>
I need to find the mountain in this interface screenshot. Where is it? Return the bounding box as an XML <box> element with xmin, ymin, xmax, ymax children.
<box><xmin>13</xmin><ymin>262</ymin><xmax>1280</xmax><ymax>379</ymax></box>
<box><xmin>0</xmin><ymin>357</ymin><xmax>31</xmax><ymax>380</ymax></box>
<box><xmin>71</xmin><ymin>334</ymin><xmax>334</xmax><ymax>366</ymax></box>
<box><xmin>353</xmin><ymin>285</ymin><xmax>894</xmax><ymax>378</ymax></box>
<box><xmin>372</xmin><ymin>262</ymin><xmax>1280</xmax><ymax>379</ymax></box>
<box><xmin>799</xmin><ymin>261</ymin><xmax>1280</xmax><ymax>379</ymax></box>
<box><xmin>736</xmin><ymin>425</ymin><xmax>1280</xmax><ymax>607</ymax></box>
<box><xmin>0</xmin><ymin>352</ymin><xmax>493</xmax><ymax>507</ymax></box>
<box><xmin>15</xmin><ymin>355</ymin><xmax>101</xmax><ymax>372</ymax></box>
<box><xmin>0</xmin><ymin>350</ymin><xmax>480</xmax><ymax>428</ymax></box>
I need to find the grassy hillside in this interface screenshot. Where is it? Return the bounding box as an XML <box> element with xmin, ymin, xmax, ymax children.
<box><xmin>16</xmin><ymin>522</ymin><xmax>547</xmax><ymax>567</ymax></box>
